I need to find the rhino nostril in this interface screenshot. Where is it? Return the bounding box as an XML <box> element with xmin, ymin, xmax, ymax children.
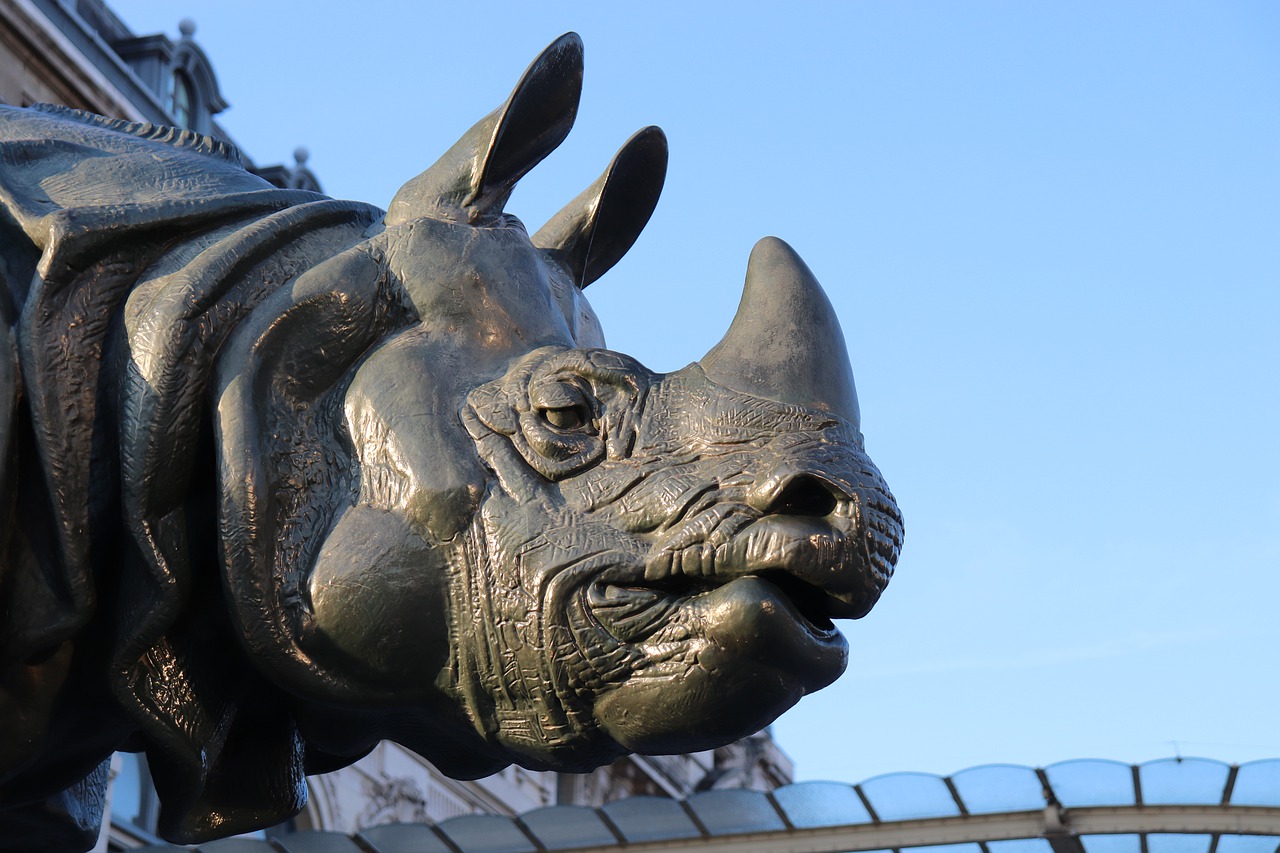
<box><xmin>765</xmin><ymin>474</ymin><xmax>839</xmax><ymax>518</ymax></box>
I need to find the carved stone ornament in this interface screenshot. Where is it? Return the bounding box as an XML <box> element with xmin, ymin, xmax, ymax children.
<box><xmin>0</xmin><ymin>33</ymin><xmax>902</xmax><ymax>850</ymax></box>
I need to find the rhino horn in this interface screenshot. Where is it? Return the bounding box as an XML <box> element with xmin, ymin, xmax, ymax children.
<box><xmin>533</xmin><ymin>126</ymin><xmax>667</xmax><ymax>288</ymax></box>
<box><xmin>385</xmin><ymin>33</ymin><xmax>583</xmax><ymax>226</ymax></box>
<box><xmin>699</xmin><ymin>237</ymin><xmax>861</xmax><ymax>427</ymax></box>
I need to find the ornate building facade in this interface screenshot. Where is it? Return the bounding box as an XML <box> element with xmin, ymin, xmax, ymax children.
<box><xmin>0</xmin><ymin>2</ymin><xmax>795</xmax><ymax>849</ymax></box>
<box><xmin>0</xmin><ymin>0</ymin><xmax>317</xmax><ymax>190</ymax></box>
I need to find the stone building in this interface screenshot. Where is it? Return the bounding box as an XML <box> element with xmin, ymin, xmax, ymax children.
<box><xmin>0</xmin><ymin>2</ymin><xmax>795</xmax><ymax>849</ymax></box>
<box><xmin>0</xmin><ymin>0</ymin><xmax>317</xmax><ymax>190</ymax></box>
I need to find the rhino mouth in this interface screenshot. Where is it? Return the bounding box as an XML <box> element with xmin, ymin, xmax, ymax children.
<box><xmin>585</xmin><ymin>514</ymin><xmax>886</xmax><ymax>646</ymax></box>
<box><xmin>587</xmin><ymin>573</ymin><xmax>844</xmax><ymax>643</ymax></box>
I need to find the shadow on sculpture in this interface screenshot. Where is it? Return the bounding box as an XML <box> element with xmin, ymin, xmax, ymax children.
<box><xmin>0</xmin><ymin>33</ymin><xmax>903</xmax><ymax>851</ymax></box>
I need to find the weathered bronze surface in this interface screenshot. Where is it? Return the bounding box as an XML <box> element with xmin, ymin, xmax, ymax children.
<box><xmin>0</xmin><ymin>34</ymin><xmax>902</xmax><ymax>850</ymax></box>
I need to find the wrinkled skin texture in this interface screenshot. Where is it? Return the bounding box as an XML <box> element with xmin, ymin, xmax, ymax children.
<box><xmin>0</xmin><ymin>33</ymin><xmax>902</xmax><ymax>850</ymax></box>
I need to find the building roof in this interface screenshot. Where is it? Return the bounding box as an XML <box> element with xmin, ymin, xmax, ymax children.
<box><xmin>133</xmin><ymin>757</ymin><xmax>1280</xmax><ymax>853</ymax></box>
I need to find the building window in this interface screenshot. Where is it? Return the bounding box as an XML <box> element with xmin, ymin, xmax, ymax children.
<box><xmin>170</xmin><ymin>70</ymin><xmax>194</xmax><ymax>129</ymax></box>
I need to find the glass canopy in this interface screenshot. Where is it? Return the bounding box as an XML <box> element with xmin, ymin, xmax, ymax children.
<box><xmin>135</xmin><ymin>757</ymin><xmax>1280</xmax><ymax>853</ymax></box>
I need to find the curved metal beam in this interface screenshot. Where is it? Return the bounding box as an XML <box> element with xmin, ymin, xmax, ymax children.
<box><xmin>505</xmin><ymin>806</ymin><xmax>1280</xmax><ymax>853</ymax></box>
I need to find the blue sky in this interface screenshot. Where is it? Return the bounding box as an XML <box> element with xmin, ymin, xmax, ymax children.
<box><xmin>110</xmin><ymin>1</ymin><xmax>1280</xmax><ymax>783</ymax></box>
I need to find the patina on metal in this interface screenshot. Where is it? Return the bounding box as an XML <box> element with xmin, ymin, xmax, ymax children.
<box><xmin>0</xmin><ymin>33</ymin><xmax>903</xmax><ymax>851</ymax></box>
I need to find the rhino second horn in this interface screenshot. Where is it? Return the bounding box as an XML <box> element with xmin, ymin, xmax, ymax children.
<box><xmin>385</xmin><ymin>32</ymin><xmax>584</xmax><ymax>225</ymax></box>
<box><xmin>699</xmin><ymin>237</ymin><xmax>861</xmax><ymax>427</ymax></box>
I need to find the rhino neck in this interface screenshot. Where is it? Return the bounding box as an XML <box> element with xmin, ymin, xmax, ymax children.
<box><xmin>445</xmin><ymin>502</ymin><xmax>628</xmax><ymax>772</ymax></box>
<box><xmin>292</xmin><ymin>520</ymin><xmax>517</xmax><ymax>777</ymax></box>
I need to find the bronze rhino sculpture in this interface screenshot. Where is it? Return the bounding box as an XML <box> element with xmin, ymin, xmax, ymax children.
<box><xmin>0</xmin><ymin>33</ymin><xmax>902</xmax><ymax>850</ymax></box>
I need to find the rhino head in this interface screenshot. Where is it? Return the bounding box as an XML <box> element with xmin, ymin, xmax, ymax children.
<box><xmin>213</xmin><ymin>33</ymin><xmax>902</xmax><ymax>780</ymax></box>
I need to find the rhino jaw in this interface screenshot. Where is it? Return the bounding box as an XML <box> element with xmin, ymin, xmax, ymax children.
<box><xmin>583</xmin><ymin>571</ymin><xmax>850</xmax><ymax>755</ymax></box>
<box><xmin>586</xmin><ymin>569</ymin><xmax>849</xmax><ymax>754</ymax></box>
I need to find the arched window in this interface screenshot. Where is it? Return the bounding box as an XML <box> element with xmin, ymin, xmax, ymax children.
<box><xmin>170</xmin><ymin>70</ymin><xmax>194</xmax><ymax>129</ymax></box>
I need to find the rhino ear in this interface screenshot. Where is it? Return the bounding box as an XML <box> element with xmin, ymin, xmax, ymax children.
<box><xmin>533</xmin><ymin>126</ymin><xmax>667</xmax><ymax>288</ymax></box>
<box><xmin>386</xmin><ymin>33</ymin><xmax>583</xmax><ymax>225</ymax></box>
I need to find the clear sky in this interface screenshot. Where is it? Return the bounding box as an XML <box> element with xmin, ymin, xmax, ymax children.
<box><xmin>110</xmin><ymin>1</ymin><xmax>1280</xmax><ymax>784</ymax></box>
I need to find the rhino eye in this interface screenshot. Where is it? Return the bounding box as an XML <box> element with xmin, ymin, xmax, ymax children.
<box><xmin>541</xmin><ymin>404</ymin><xmax>590</xmax><ymax>431</ymax></box>
<box><xmin>531</xmin><ymin>379</ymin><xmax>596</xmax><ymax>434</ymax></box>
<box><xmin>516</xmin><ymin>376</ymin><xmax>606</xmax><ymax>478</ymax></box>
